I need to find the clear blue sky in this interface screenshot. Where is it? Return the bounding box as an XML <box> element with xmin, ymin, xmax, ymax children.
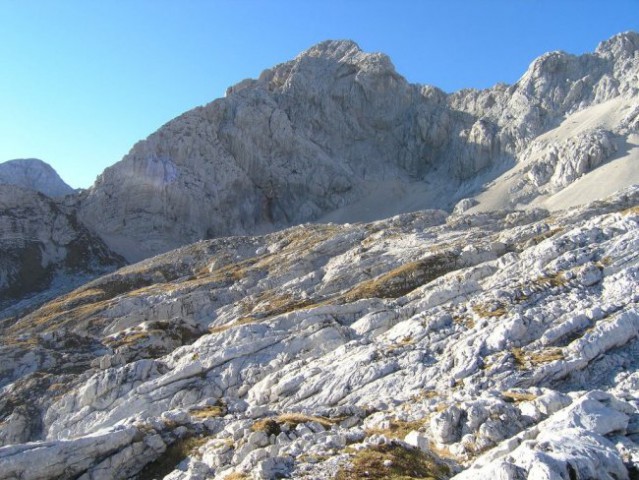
<box><xmin>1</xmin><ymin>0</ymin><xmax>638</xmax><ymax>188</ymax></box>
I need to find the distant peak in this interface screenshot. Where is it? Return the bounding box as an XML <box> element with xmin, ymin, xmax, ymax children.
<box><xmin>595</xmin><ymin>30</ymin><xmax>639</xmax><ymax>58</ymax></box>
<box><xmin>523</xmin><ymin>50</ymin><xmax>574</xmax><ymax>78</ymax></box>
<box><xmin>298</xmin><ymin>39</ymin><xmax>362</xmax><ymax>60</ymax></box>
<box><xmin>4</xmin><ymin>158</ymin><xmax>55</xmax><ymax>169</ymax></box>
<box><xmin>0</xmin><ymin>158</ymin><xmax>75</xmax><ymax>197</ymax></box>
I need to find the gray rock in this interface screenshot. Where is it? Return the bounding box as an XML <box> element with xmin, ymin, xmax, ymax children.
<box><xmin>0</xmin><ymin>184</ymin><xmax>123</xmax><ymax>309</ymax></box>
<box><xmin>2</xmin><ymin>32</ymin><xmax>639</xmax><ymax>480</ymax></box>
<box><xmin>78</xmin><ymin>33</ymin><xmax>639</xmax><ymax>261</ymax></box>
<box><xmin>0</xmin><ymin>159</ymin><xmax>75</xmax><ymax>198</ymax></box>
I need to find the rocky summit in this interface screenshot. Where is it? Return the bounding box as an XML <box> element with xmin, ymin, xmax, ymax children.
<box><xmin>0</xmin><ymin>158</ymin><xmax>75</xmax><ymax>198</ymax></box>
<box><xmin>0</xmin><ymin>32</ymin><xmax>639</xmax><ymax>480</ymax></box>
<box><xmin>78</xmin><ymin>33</ymin><xmax>639</xmax><ymax>262</ymax></box>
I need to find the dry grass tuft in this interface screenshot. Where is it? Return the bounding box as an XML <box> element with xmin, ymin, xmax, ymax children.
<box><xmin>532</xmin><ymin>272</ymin><xmax>568</xmax><ymax>289</ymax></box>
<box><xmin>335</xmin><ymin>442</ymin><xmax>451</xmax><ymax>480</ymax></box>
<box><xmin>412</xmin><ymin>390</ymin><xmax>439</xmax><ymax>402</ymax></box>
<box><xmin>206</xmin><ymin>256</ymin><xmax>262</xmax><ymax>284</ymax></box>
<box><xmin>365</xmin><ymin>419</ymin><xmax>426</xmax><ymax>440</ymax></box>
<box><xmin>452</xmin><ymin>315</ymin><xmax>475</xmax><ymax>329</ymax></box>
<box><xmin>276</xmin><ymin>413</ymin><xmax>337</xmax><ymax>429</ymax></box>
<box><xmin>137</xmin><ymin>435</ymin><xmax>209</xmax><ymax>480</ymax></box>
<box><xmin>223</xmin><ymin>473</ymin><xmax>250</xmax><ymax>480</ymax></box>
<box><xmin>502</xmin><ymin>390</ymin><xmax>538</xmax><ymax>403</ymax></box>
<box><xmin>104</xmin><ymin>329</ymin><xmax>156</xmax><ymax>348</ymax></box>
<box><xmin>252</xmin><ymin>413</ymin><xmax>338</xmax><ymax>437</ymax></box>
<box><xmin>526</xmin><ymin>227</ymin><xmax>564</xmax><ymax>246</ymax></box>
<box><xmin>343</xmin><ymin>251</ymin><xmax>459</xmax><ymax>301</ymax></box>
<box><xmin>208</xmin><ymin>324</ymin><xmax>233</xmax><ymax>334</ymax></box>
<box><xmin>189</xmin><ymin>404</ymin><xmax>227</xmax><ymax>419</ymax></box>
<box><xmin>471</xmin><ymin>302</ymin><xmax>507</xmax><ymax>319</ymax></box>
<box><xmin>597</xmin><ymin>256</ymin><xmax>613</xmax><ymax>268</ymax></box>
<box><xmin>244</xmin><ymin>291</ymin><xmax>319</xmax><ymax>317</ymax></box>
<box><xmin>251</xmin><ymin>418</ymin><xmax>281</xmax><ymax>436</ymax></box>
<box><xmin>386</xmin><ymin>335</ymin><xmax>416</xmax><ymax>354</ymax></box>
<box><xmin>512</xmin><ymin>347</ymin><xmax>564</xmax><ymax>369</ymax></box>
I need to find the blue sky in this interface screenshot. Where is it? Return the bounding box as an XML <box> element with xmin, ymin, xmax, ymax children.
<box><xmin>1</xmin><ymin>0</ymin><xmax>638</xmax><ymax>188</ymax></box>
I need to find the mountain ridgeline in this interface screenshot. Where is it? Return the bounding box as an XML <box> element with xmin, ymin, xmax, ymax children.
<box><xmin>77</xmin><ymin>32</ymin><xmax>639</xmax><ymax>261</ymax></box>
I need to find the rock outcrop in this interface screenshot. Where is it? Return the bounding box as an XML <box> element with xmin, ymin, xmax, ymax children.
<box><xmin>0</xmin><ymin>158</ymin><xmax>75</xmax><ymax>198</ymax></box>
<box><xmin>1</xmin><ymin>31</ymin><xmax>639</xmax><ymax>480</ymax></box>
<box><xmin>79</xmin><ymin>32</ymin><xmax>639</xmax><ymax>261</ymax></box>
<box><xmin>0</xmin><ymin>184</ymin><xmax>124</xmax><ymax>312</ymax></box>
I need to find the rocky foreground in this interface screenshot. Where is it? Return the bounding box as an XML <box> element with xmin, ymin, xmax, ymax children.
<box><xmin>1</xmin><ymin>185</ymin><xmax>638</xmax><ymax>479</ymax></box>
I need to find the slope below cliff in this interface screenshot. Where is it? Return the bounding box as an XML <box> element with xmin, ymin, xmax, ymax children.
<box><xmin>0</xmin><ymin>184</ymin><xmax>125</xmax><ymax>315</ymax></box>
<box><xmin>1</xmin><ymin>32</ymin><xmax>639</xmax><ymax>480</ymax></box>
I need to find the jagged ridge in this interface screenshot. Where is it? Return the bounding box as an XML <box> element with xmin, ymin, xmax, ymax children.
<box><xmin>78</xmin><ymin>32</ymin><xmax>639</xmax><ymax>261</ymax></box>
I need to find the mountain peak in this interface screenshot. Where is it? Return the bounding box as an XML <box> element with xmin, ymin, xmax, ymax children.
<box><xmin>298</xmin><ymin>39</ymin><xmax>362</xmax><ymax>61</ymax></box>
<box><xmin>0</xmin><ymin>158</ymin><xmax>75</xmax><ymax>197</ymax></box>
<box><xmin>595</xmin><ymin>30</ymin><xmax>639</xmax><ymax>58</ymax></box>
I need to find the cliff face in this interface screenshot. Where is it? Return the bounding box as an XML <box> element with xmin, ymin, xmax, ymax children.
<box><xmin>0</xmin><ymin>184</ymin><xmax>124</xmax><ymax>310</ymax></box>
<box><xmin>3</xmin><ymin>32</ymin><xmax>637</xmax><ymax>304</ymax></box>
<box><xmin>79</xmin><ymin>33</ymin><xmax>639</xmax><ymax>261</ymax></box>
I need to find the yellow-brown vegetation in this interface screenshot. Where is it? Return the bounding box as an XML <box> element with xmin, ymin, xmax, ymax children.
<box><xmin>189</xmin><ymin>404</ymin><xmax>227</xmax><ymax>419</ymax></box>
<box><xmin>343</xmin><ymin>251</ymin><xmax>458</xmax><ymax>301</ymax></box>
<box><xmin>471</xmin><ymin>302</ymin><xmax>507</xmax><ymax>319</ymax></box>
<box><xmin>512</xmin><ymin>347</ymin><xmax>564</xmax><ymax>369</ymax></box>
<box><xmin>502</xmin><ymin>390</ymin><xmax>538</xmax><ymax>403</ymax></box>
<box><xmin>137</xmin><ymin>435</ymin><xmax>209</xmax><ymax>480</ymax></box>
<box><xmin>251</xmin><ymin>413</ymin><xmax>339</xmax><ymax>437</ymax></box>
<box><xmin>335</xmin><ymin>443</ymin><xmax>451</xmax><ymax>480</ymax></box>
<box><xmin>365</xmin><ymin>418</ymin><xmax>426</xmax><ymax>440</ymax></box>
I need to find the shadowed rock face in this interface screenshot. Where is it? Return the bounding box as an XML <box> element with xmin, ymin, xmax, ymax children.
<box><xmin>0</xmin><ymin>185</ymin><xmax>124</xmax><ymax>309</ymax></box>
<box><xmin>0</xmin><ymin>159</ymin><xmax>75</xmax><ymax>198</ymax></box>
<box><xmin>79</xmin><ymin>33</ymin><xmax>639</xmax><ymax>261</ymax></box>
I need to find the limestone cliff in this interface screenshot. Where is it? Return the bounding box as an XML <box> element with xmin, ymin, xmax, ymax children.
<box><xmin>79</xmin><ymin>33</ymin><xmax>639</xmax><ymax>261</ymax></box>
<box><xmin>2</xmin><ymin>32</ymin><xmax>639</xmax><ymax>480</ymax></box>
<box><xmin>0</xmin><ymin>184</ymin><xmax>124</xmax><ymax>310</ymax></box>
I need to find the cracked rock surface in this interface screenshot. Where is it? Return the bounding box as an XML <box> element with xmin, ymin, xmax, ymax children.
<box><xmin>1</xmin><ymin>186</ymin><xmax>638</xmax><ymax>479</ymax></box>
